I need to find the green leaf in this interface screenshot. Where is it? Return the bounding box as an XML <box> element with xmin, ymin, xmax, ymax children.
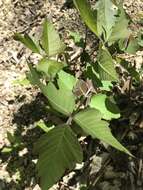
<box><xmin>108</xmin><ymin>5</ymin><xmax>130</xmax><ymax>44</ymax></box>
<box><xmin>98</xmin><ymin>48</ymin><xmax>118</xmax><ymax>81</ymax></box>
<box><xmin>58</xmin><ymin>70</ymin><xmax>77</xmax><ymax>91</ymax></box>
<box><xmin>36</xmin><ymin>58</ymin><xmax>65</xmax><ymax>78</ymax></box>
<box><xmin>35</xmin><ymin>125</ymin><xmax>83</xmax><ymax>190</ymax></box>
<box><xmin>125</xmin><ymin>38</ymin><xmax>140</xmax><ymax>54</ymax></box>
<box><xmin>1</xmin><ymin>147</ymin><xmax>13</xmax><ymax>153</ymax></box>
<box><xmin>6</xmin><ymin>132</ymin><xmax>22</xmax><ymax>149</ymax></box>
<box><xmin>7</xmin><ymin>132</ymin><xmax>15</xmax><ymax>144</ymax></box>
<box><xmin>28</xmin><ymin>64</ymin><xmax>76</xmax><ymax>116</ymax></box>
<box><xmin>27</xmin><ymin>64</ymin><xmax>43</xmax><ymax>87</ymax></box>
<box><xmin>84</xmin><ymin>64</ymin><xmax>102</xmax><ymax>88</ymax></box>
<box><xmin>69</xmin><ymin>31</ymin><xmax>84</xmax><ymax>48</ymax></box>
<box><xmin>69</xmin><ymin>31</ymin><xmax>81</xmax><ymax>42</ymax></box>
<box><xmin>89</xmin><ymin>94</ymin><xmax>120</xmax><ymax>120</ymax></box>
<box><xmin>96</xmin><ymin>0</ymin><xmax>118</xmax><ymax>40</ymax></box>
<box><xmin>41</xmin><ymin>19</ymin><xmax>65</xmax><ymax>56</ymax></box>
<box><xmin>119</xmin><ymin>37</ymin><xmax>140</xmax><ymax>54</ymax></box>
<box><xmin>13</xmin><ymin>76</ymin><xmax>31</xmax><ymax>86</ymax></box>
<box><xmin>44</xmin><ymin>82</ymin><xmax>75</xmax><ymax>116</ymax></box>
<box><xmin>137</xmin><ymin>30</ymin><xmax>143</xmax><ymax>47</ymax></box>
<box><xmin>74</xmin><ymin>108</ymin><xmax>131</xmax><ymax>155</ymax></box>
<box><xmin>36</xmin><ymin>120</ymin><xmax>54</xmax><ymax>133</ymax></box>
<box><xmin>14</xmin><ymin>33</ymin><xmax>41</xmax><ymax>54</ymax></box>
<box><xmin>73</xmin><ymin>0</ymin><xmax>98</xmax><ymax>36</ymax></box>
<box><xmin>42</xmin><ymin>70</ymin><xmax>77</xmax><ymax>116</ymax></box>
<box><xmin>100</xmin><ymin>81</ymin><xmax>113</xmax><ymax>91</ymax></box>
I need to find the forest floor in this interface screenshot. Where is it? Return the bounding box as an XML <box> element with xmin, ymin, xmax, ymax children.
<box><xmin>0</xmin><ymin>0</ymin><xmax>143</xmax><ymax>190</ymax></box>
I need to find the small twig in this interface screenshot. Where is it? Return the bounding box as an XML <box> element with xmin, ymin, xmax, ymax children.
<box><xmin>137</xmin><ymin>159</ymin><xmax>143</xmax><ymax>183</ymax></box>
<box><xmin>83</xmin><ymin>27</ymin><xmax>88</xmax><ymax>51</ymax></box>
<box><xmin>128</xmin><ymin>76</ymin><xmax>133</xmax><ymax>97</ymax></box>
<box><xmin>70</xmin><ymin>48</ymin><xmax>82</xmax><ymax>62</ymax></box>
<box><xmin>92</xmin><ymin>157</ymin><xmax>111</xmax><ymax>187</ymax></box>
<box><xmin>66</xmin><ymin>116</ymin><xmax>73</xmax><ymax>126</ymax></box>
<box><xmin>63</xmin><ymin>53</ymin><xmax>69</xmax><ymax>65</ymax></box>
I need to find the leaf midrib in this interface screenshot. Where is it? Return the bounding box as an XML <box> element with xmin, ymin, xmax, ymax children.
<box><xmin>98</xmin><ymin>60</ymin><xmax>117</xmax><ymax>80</ymax></box>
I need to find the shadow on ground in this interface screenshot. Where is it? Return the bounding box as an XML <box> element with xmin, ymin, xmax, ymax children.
<box><xmin>0</xmin><ymin>93</ymin><xmax>49</xmax><ymax>189</ymax></box>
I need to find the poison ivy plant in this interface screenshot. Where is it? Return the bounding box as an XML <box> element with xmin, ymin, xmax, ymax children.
<box><xmin>138</xmin><ymin>30</ymin><xmax>143</xmax><ymax>47</ymax></box>
<box><xmin>14</xmin><ymin>33</ymin><xmax>41</xmax><ymax>54</ymax></box>
<box><xmin>100</xmin><ymin>81</ymin><xmax>113</xmax><ymax>91</ymax></box>
<box><xmin>36</xmin><ymin>58</ymin><xmax>65</xmax><ymax>79</ymax></box>
<box><xmin>69</xmin><ymin>31</ymin><xmax>84</xmax><ymax>48</ymax></box>
<box><xmin>119</xmin><ymin>36</ymin><xmax>140</xmax><ymax>54</ymax></box>
<box><xmin>96</xmin><ymin>0</ymin><xmax>118</xmax><ymax>40</ymax></box>
<box><xmin>107</xmin><ymin>4</ymin><xmax>131</xmax><ymax>45</ymax></box>
<box><xmin>34</xmin><ymin>126</ymin><xmax>83</xmax><ymax>190</ymax></box>
<box><xmin>1</xmin><ymin>132</ymin><xmax>23</xmax><ymax>154</ymax></box>
<box><xmin>89</xmin><ymin>94</ymin><xmax>120</xmax><ymax>120</ymax></box>
<box><xmin>44</xmin><ymin>81</ymin><xmax>76</xmax><ymax>116</ymax></box>
<box><xmin>28</xmin><ymin>64</ymin><xmax>76</xmax><ymax>116</ymax></box>
<box><xmin>41</xmin><ymin>18</ymin><xmax>66</xmax><ymax>56</ymax></box>
<box><xmin>13</xmin><ymin>76</ymin><xmax>31</xmax><ymax>86</ymax></box>
<box><xmin>57</xmin><ymin>70</ymin><xmax>77</xmax><ymax>91</ymax></box>
<box><xmin>73</xmin><ymin>0</ymin><xmax>98</xmax><ymax>36</ymax></box>
<box><xmin>36</xmin><ymin>120</ymin><xmax>54</xmax><ymax>133</ymax></box>
<box><xmin>14</xmin><ymin>1</ymin><xmax>142</xmax><ymax>188</ymax></box>
<box><xmin>97</xmin><ymin>48</ymin><xmax>118</xmax><ymax>81</ymax></box>
<box><xmin>74</xmin><ymin>108</ymin><xmax>131</xmax><ymax>156</ymax></box>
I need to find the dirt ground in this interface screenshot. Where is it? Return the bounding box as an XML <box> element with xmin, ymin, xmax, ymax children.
<box><xmin>0</xmin><ymin>0</ymin><xmax>143</xmax><ymax>190</ymax></box>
